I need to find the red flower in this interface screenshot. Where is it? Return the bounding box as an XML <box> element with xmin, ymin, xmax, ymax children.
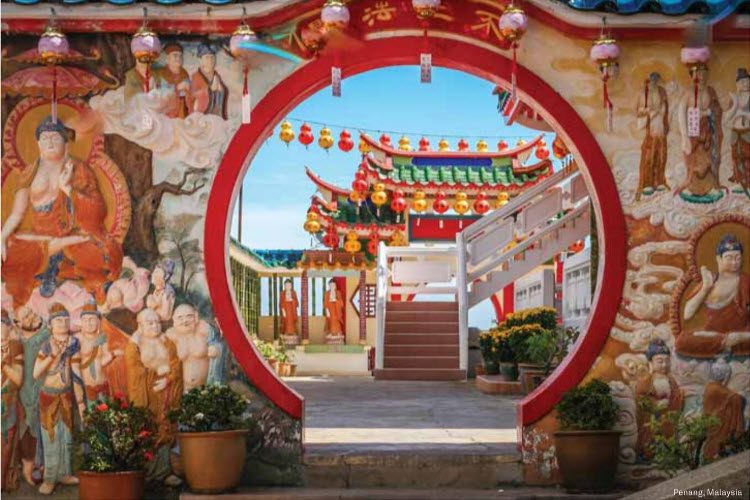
<box><xmin>113</xmin><ymin>392</ymin><xmax>125</xmax><ymax>400</ymax></box>
<box><xmin>138</xmin><ymin>430</ymin><xmax>151</xmax><ymax>439</ymax></box>
<box><xmin>120</xmin><ymin>401</ymin><xmax>129</xmax><ymax>409</ymax></box>
<box><xmin>144</xmin><ymin>451</ymin><xmax>154</xmax><ymax>462</ymax></box>
<box><xmin>96</xmin><ymin>403</ymin><xmax>109</xmax><ymax>412</ymax></box>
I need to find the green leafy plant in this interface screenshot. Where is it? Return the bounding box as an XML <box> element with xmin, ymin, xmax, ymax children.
<box><xmin>479</xmin><ymin>329</ymin><xmax>514</xmax><ymax>364</ymax></box>
<box><xmin>77</xmin><ymin>394</ymin><xmax>156</xmax><ymax>472</ymax></box>
<box><xmin>169</xmin><ymin>384</ymin><xmax>251</xmax><ymax>433</ymax></box>
<box><xmin>640</xmin><ymin>401</ymin><xmax>720</xmax><ymax>476</ymax></box>
<box><xmin>505</xmin><ymin>323</ymin><xmax>549</xmax><ymax>363</ymax></box>
<box><xmin>525</xmin><ymin>329</ymin><xmax>557</xmax><ymax>369</ymax></box>
<box><xmin>276</xmin><ymin>350</ymin><xmax>289</xmax><ymax>363</ymax></box>
<box><xmin>555</xmin><ymin>379</ymin><xmax>619</xmax><ymax>431</ymax></box>
<box><xmin>502</xmin><ymin>307</ymin><xmax>557</xmax><ymax>331</ymax></box>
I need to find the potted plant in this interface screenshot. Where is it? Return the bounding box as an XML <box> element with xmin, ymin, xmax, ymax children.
<box><xmin>77</xmin><ymin>394</ymin><xmax>156</xmax><ymax>500</ymax></box>
<box><xmin>554</xmin><ymin>379</ymin><xmax>621</xmax><ymax>493</ymax></box>
<box><xmin>506</xmin><ymin>324</ymin><xmax>546</xmax><ymax>375</ymax></box>
<box><xmin>286</xmin><ymin>350</ymin><xmax>297</xmax><ymax>377</ymax></box>
<box><xmin>170</xmin><ymin>385</ymin><xmax>251</xmax><ymax>493</ymax></box>
<box><xmin>276</xmin><ymin>350</ymin><xmax>289</xmax><ymax>376</ymax></box>
<box><xmin>478</xmin><ymin>331</ymin><xmax>500</xmax><ymax>375</ymax></box>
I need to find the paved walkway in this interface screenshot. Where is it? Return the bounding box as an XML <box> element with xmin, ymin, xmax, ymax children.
<box><xmin>287</xmin><ymin>376</ymin><xmax>520</xmax><ymax>455</ymax></box>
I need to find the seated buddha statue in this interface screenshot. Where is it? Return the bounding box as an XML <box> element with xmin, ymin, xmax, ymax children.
<box><xmin>676</xmin><ymin>234</ymin><xmax>750</xmax><ymax>358</ymax></box>
<box><xmin>0</xmin><ymin>117</ymin><xmax>123</xmax><ymax>306</ymax></box>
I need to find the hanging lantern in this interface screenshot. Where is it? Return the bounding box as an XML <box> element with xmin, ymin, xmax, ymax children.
<box><xmin>379</xmin><ymin>133</ymin><xmax>393</xmax><ymax>148</ymax></box>
<box><xmin>453</xmin><ymin>192</ymin><xmax>470</xmax><ymax>228</ymax></box>
<box><xmin>590</xmin><ymin>30</ymin><xmax>620</xmax><ymax>132</ymax></box>
<box><xmin>433</xmin><ymin>191</ymin><xmax>449</xmax><ymax>228</ymax></box>
<box><xmin>359</xmin><ymin>137</ymin><xmax>372</xmax><ymax>154</ymax></box>
<box><xmin>349</xmin><ymin>189</ymin><xmax>363</xmax><ymax>205</ymax></box>
<box><xmin>418</xmin><ymin>137</ymin><xmax>431</xmax><ymax>151</ymax></box>
<box><xmin>318</xmin><ymin>126</ymin><xmax>334</xmax><ymax>152</ymax></box>
<box><xmin>412</xmin><ymin>0</ymin><xmax>441</xmax><ymax>83</ymax></box>
<box><xmin>303</xmin><ymin>212</ymin><xmax>321</xmax><ymax>233</ymax></box>
<box><xmin>438</xmin><ymin>138</ymin><xmax>451</xmax><ymax>152</ymax></box>
<box><xmin>338</xmin><ymin>129</ymin><xmax>354</xmax><ymax>152</ymax></box>
<box><xmin>390</xmin><ymin>189</ymin><xmax>408</xmax><ymax>224</ymax></box>
<box><xmin>230</xmin><ymin>21</ymin><xmax>258</xmax><ymax>124</ymax></box>
<box><xmin>367</xmin><ymin>228</ymin><xmax>381</xmax><ymax>255</ymax></box>
<box><xmin>352</xmin><ymin>177</ymin><xmax>368</xmax><ymax>196</ymax></box>
<box><xmin>497</xmin><ymin>139</ymin><xmax>508</xmax><ymax>151</ymax></box>
<box><xmin>390</xmin><ymin>228</ymin><xmax>408</xmax><ymax>247</ymax></box>
<box><xmin>476</xmin><ymin>139</ymin><xmax>489</xmax><ymax>152</ymax></box>
<box><xmin>411</xmin><ymin>190</ymin><xmax>428</xmax><ymax>226</ymax></box>
<box><xmin>370</xmin><ymin>183</ymin><xmax>388</xmax><ymax>216</ymax></box>
<box><xmin>321</xmin><ymin>0</ymin><xmax>350</xmax><ymax>97</ymax></box>
<box><xmin>553</xmin><ymin>135</ymin><xmax>570</xmax><ymax>159</ymax></box>
<box><xmin>323</xmin><ymin>226</ymin><xmax>340</xmax><ymax>249</ymax></box>
<box><xmin>516</xmin><ymin>138</ymin><xmax>526</xmax><ymax>147</ymax></box>
<box><xmin>130</xmin><ymin>23</ymin><xmax>161</xmax><ymax>97</ymax></box>
<box><xmin>457</xmin><ymin>138</ymin><xmax>470</xmax><ymax>152</ymax></box>
<box><xmin>681</xmin><ymin>45</ymin><xmax>710</xmax><ymax>138</ymax></box>
<box><xmin>344</xmin><ymin>231</ymin><xmax>361</xmax><ymax>254</ymax></box>
<box><xmin>497</xmin><ymin>192</ymin><xmax>510</xmax><ymax>207</ymax></box>
<box><xmin>38</xmin><ymin>23</ymin><xmax>70</xmax><ymax>124</ymax></box>
<box><xmin>299</xmin><ymin>123</ymin><xmax>314</xmax><ymax>148</ymax></box>
<box><xmin>535</xmin><ymin>145</ymin><xmax>550</xmax><ymax>159</ymax></box>
<box><xmin>498</xmin><ymin>4</ymin><xmax>528</xmax><ymax>101</ymax></box>
<box><xmin>398</xmin><ymin>135</ymin><xmax>412</xmax><ymax>151</ymax></box>
<box><xmin>279</xmin><ymin>120</ymin><xmax>295</xmax><ymax>146</ymax></box>
<box><xmin>473</xmin><ymin>192</ymin><xmax>491</xmax><ymax>215</ymax></box>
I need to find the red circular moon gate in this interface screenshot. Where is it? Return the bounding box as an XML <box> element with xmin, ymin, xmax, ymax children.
<box><xmin>204</xmin><ymin>36</ymin><xmax>626</xmax><ymax>426</ymax></box>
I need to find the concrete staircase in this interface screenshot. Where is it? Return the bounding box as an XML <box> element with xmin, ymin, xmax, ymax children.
<box><xmin>374</xmin><ymin>301</ymin><xmax>465</xmax><ymax>381</ymax></box>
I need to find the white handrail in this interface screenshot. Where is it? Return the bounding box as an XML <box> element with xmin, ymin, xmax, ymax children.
<box><xmin>376</xmin><ymin>241</ymin><xmax>388</xmax><ymax>370</ymax></box>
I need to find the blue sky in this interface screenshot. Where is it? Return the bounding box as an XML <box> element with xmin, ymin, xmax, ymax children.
<box><xmin>231</xmin><ymin>65</ymin><xmax>547</xmax><ymax>328</ymax></box>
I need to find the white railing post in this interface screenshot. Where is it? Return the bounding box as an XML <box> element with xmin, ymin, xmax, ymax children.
<box><xmin>375</xmin><ymin>241</ymin><xmax>388</xmax><ymax>370</ymax></box>
<box><xmin>456</xmin><ymin>232</ymin><xmax>469</xmax><ymax>372</ymax></box>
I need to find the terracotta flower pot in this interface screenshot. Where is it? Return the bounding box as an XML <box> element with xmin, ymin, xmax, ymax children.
<box><xmin>178</xmin><ymin>429</ymin><xmax>249</xmax><ymax>493</ymax></box>
<box><xmin>78</xmin><ymin>470</ymin><xmax>144</xmax><ymax>500</ymax></box>
<box><xmin>554</xmin><ymin>430</ymin><xmax>622</xmax><ymax>493</ymax></box>
<box><xmin>288</xmin><ymin>364</ymin><xmax>297</xmax><ymax>377</ymax></box>
<box><xmin>268</xmin><ymin>359</ymin><xmax>278</xmax><ymax>371</ymax></box>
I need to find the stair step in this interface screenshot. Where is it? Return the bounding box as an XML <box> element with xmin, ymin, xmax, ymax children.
<box><xmin>373</xmin><ymin>368</ymin><xmax>466</xmax><ymax>381</ymax></box>
<box><xmin>384</xmin><ymin>333</ymin><xmax>458</xmax><ymax>345</ymax></box>
<box><xmin>384</xmin><ymin>345</ymin><xmax>459</xmax><ymax>357</ymax></box>
<box><xmin>384</xmin><ymin>356</ymin><xmax>459</xmax><ymax>369</ymax></box>
<box><xmin>386</xmin><ymin>301</ymin><xmax>458</xmax><ymax>312</ymax></box>
<box><xmin>386</xmin><ymin>310</ymin><xmax>458</xmax><ymax>322</ymax></box>
<box><xmin>385</xmin><ymin>321</ymin><xmax>458</xmax><ymax>334</ymax></box>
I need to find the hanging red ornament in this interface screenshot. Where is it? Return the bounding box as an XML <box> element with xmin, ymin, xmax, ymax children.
<box><xmin>298</xmin><ymin>123</ymin><xmax>314</xmax><ymax>148</ymax></box>
<box><xmin>379</xmin><ymin>133</ymin><xmax>393</xmax><ymax>148</ymax></box>
<box><xmin>497</xmin><ymin>139</ymin><xmax>508</xmax><ymax>151</ymax></box>
<box><xmin>322</xmin><ymin>227</ymin><xmax>340</xmax><ymax>249</ymax></box>
<box><xmin>367</xmin><ymin>235</ymin><xmax>380</xmax><ymax>256</ymax></box>
<box><xmin>473</xmin><ymin>192</ymin><xmax>491</xmax><ymax>215</ymax></box>
<box><xmin>681</xmin><ymin>45</ymin><xmax>710</xmax><ymax>138</ymax></box>
<box><xmin>418</xmin><ymin>137</ymin><xmax>431</xmax><ymax>151</ymax></box>
<box><xmin>352</xmin><ymin>178</ymin><xmax>368</xmax><ymax>195</ymax></box>
<box><xmin>552</xmin><ymin>135</ymin><xmax>569</xmax><ymax>159</ymax></box>
<box><xmin>498</xmin><ymin>4</ymin><xmax>528</xmax><ymax>102</ymax></box>
<box><xmin>229</xmin><ymin>18</ymin><xmax>258</xmax><ymax>124</ymax></box>
<box><xmin>433</xmin><ymin>191</ymin><xmax>449</xmax><ymax>229</ymax></box>
<box><xmin>390</xmin><ymin>190</ymin><xmax>408</xmax><ymax>224</ymax></box>
<box><xmin>535</xmin><ymin>147</ymin><xmax>550</xmax><ymax>159</ymax></box>
<box><xmin>590</xmin><ymin>24</ymin><xmax>620</xmax><ymax>132</ymax></box>
<box><xmin>457</xmin><ymin>138</ymin><xmax>470</xmax><ymax>152</ymax></box>
<box><xmin>338</xmin><ymin>129</ymin><xmax>354</xmax><ymax>152</ymax></box>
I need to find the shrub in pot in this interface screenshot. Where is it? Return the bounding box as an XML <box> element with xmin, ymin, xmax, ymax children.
<box><xmin>502</xmin><ymin>306</ymin><xmax>557</xmax><ymax>331</ymax></box>
<box><xmin>554</xmin><ymin>379</ymin><xmax>621</xmax><ymax>493</ymax></box>
<box><xmin>169</xmin><ymin>385</ymin><xmax>251</xmax><ymax>493</ymax></box>
<box><xmin>478</xmin><ymin>331</ymin><xmax>500</xmax><ymax>375</ymax></box>
<box><xmin>77</xmin><ymin>394</ymin><xmax>156</xmax><ymax>500</ymax></box>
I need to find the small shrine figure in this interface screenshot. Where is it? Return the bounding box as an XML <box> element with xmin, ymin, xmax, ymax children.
<box><xmin>636</xmin><ymin>72</ymin><xmax>669</xmax><ymax>199</ymax></box>
<box><xmin>702</xmin><ymin>358</ymin><xmax>745</xmax><ymax>459</ymax></box>
<box><xmin>324</xmin><ymin>279</ymin><xmax>345</xmax><ymax>344</ymax></box>
<box><xmin>677</xmin><ymin>234</ymin><xmax>750</xmax><ymax>358</ymax></box>
<box><xmin>676</xmin><ymin>66</ymin><xmax>723</xmax><ymax>202</ymax></box>
<box><xmin>280</xmin><ymin>279</ymin><xmax>300</xmax><ymax>346</ymax></box>
<box><xmin>635</xmin><ymin>339</ymin><xmax>683</xmax><ymax>461</ymax></box>
<box><xmin>33</xmin><ymin>303</ymin><xmax>84</xmax><ymax>495</ymax></box>
<box><xmin>1</xmin><ymin>310</ymin><xmax>24</xmax><ymax>491</ymax></box>
<box><xmin>727</xmin><ymin>68</ymin><xmax>750</xmax><ymax>187</ymax></box>
<box><xmin>155</xmin><ymin>43</ymin><xmax>191</xmax><ymax>119</ymax></box>
<box><xmin>189</xmin><ymin>43</ymin><xmax>228</xmax><ymax>119</ymax></box>
<box><xmin>75</xmin><ymin>302</ymin><xmax>123</xmax><ymax>404</ymax></box>
<box><xmin>146</xmin><ymin>262</ymin><xmax>176</xmax><ymax>327</ymax></box>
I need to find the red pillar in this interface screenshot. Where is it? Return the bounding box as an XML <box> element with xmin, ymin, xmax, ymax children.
<box><xmin>502</xmin><ymin>282</ymin><xmax>515</xmax><ymax>319</ymax></box>
<box><xmin>359</xmin><ymin>270</ymin><xmax>367</xmax><ymax>344</ymax></box>
<box><xmin>301</xmin><ymin>270</ymin><xmax>309</xmax><ymax>344</ymax></box>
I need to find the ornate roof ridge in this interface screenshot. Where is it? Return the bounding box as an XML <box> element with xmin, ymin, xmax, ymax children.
<box><xmin>360</xmin><ymin>133</ymin><xmax>543</xmax><ymax>159</ymax></box>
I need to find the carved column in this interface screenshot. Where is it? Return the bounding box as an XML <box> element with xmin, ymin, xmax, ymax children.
<box><xmin>301</xmin><ymin>270</ymin><xmax>309</xmax><ymax>344</ymax></box>
<box><xmin>359</xmin><ymin>270</ymin><xmax>367</xmax><ymax>345</ymax></box>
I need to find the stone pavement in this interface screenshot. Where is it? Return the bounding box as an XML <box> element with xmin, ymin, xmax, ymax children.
<box><xmin>287</xmin><ymin>376</ymin><xmax>520</xmax><ymax>455</ymax></box>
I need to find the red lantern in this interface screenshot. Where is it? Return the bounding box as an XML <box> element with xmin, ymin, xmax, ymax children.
<box><xmin>535</xmin><ymin>147</ymin><xmax>550</xmax><ymax>159</ymax></box>
<box><xmin>352</xmin><ymin>178</ymin><xmax>368</xmax><ymax>195</ymax></box>
<box><xmin>322</xmin><ymin>227</ymin><xmax>340</xmax><ymax>249</ymax></box>
<box><xmin>390</xmin><ymin>190</ymin><xmax>408</xmax><ymax>224</ymax></box>
<box><xmin>379</xmin><ymin>133</ymin><xmax>392</xmax><ymax>148</ymax></box>
<box><xmin>473</xmin><ymin>192</ymin><xmax>490</xmax><ymax>215</ymax></box>
<box><xmin>367</xmin><ymin>228</ymin><xmax>380</xmax><ymax>255</ymax></box>
<box><xmin>338</xmin><ymin>129</ymin><xmax>354</xmax><ymax>152</ymax></box>
<box><xmin>299</xmin><ymin>123</ymin><xmax>314</xmax><ymax>148</ymax></box>
<box><xmin>433</xmin><ymin>191</ymin><xmax>449</xmax><ymax>229</ymax></box>
<box><xmin>497</xmin><ymin>140</ymin><xmax>508</xmax><ymax>151</ymax></box>
<box><xmin>418</xmin><ymin>137</ymin><xmax>431</xmax><ymax>151</ymax></box>
<box><xmin>457</xmin><ymin>138</ymin><xmax>469</xmax><ymax>152</ymax></box>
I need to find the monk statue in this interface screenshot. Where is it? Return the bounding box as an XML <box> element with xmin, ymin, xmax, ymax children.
<box><xmin>635</xmin><ymin>339</ymin><xmax>683</xmax><ymax>461</ymax></box>
<box><xmin>166</xmin><ymin>304</ymin><xmax>226</xmax><ymax>392</ymax></box>
<box><xmin>125</xmin><ymin>308</ymin><xmax>182</xmax><ymax>486</ymax></box>
<box><xmin>1</xmin><ymin>310</ymin><xmax>24</xmax><ymax>491</ymax></box>
<box><xmin>75</xmin><ymin>302</ymin><xmax>122</xmax><ymax>404</ymax></box>
<box><xmin>324</xmin><ymin>279</ymin><xmax>345</xmax><ymax>344</ymax></box>
<box><xmin>636</xmin><ymin>72</ymin><xmax>669</xmax><ymax>199</ymax></box>
<box><xmin>33</xmin><ymin>303</ymin><xmax>85</xmax><ymax>495</ymax></box>
<box><xmin>676</xmin><ymin>66</ymin><xmax>723</xmax><ymax>202</ymax></box>
<box><xmin>0</xmin><ymin>117</ymin><xmax>124</xmax><ymax>306</ymax></box>
<box><xmin>702</xmin><ymin>358</ymin><xmax>746</xmax><ymax>459</ymax></box>
<box><xmin>280</xmin><ymin>279</ymin><xmax>299</xmax><ymax>336</ymax></box>
<box><xmin>727</xmin><ymin>68</ymin><xmax>750</xmax><ymax>188</ymax></box>
<box><xmin>188</xmin><ymin>44</ymin><xmax>228</xmax><ymax>119</ymax></box>
<box><xmin>676</xmin><ymin>234</ymin><xmax>750</xmax><ymax>358</ymax></box>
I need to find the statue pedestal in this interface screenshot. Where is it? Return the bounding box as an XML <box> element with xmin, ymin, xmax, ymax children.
<box><xmin>281</xmin><ymin>335</ymin><xmax>300</xmax><ymax>348</ymax></box>
<box><xmin>325</xmin><ymin>334</ymin><xmax>345</xmax><ymax>346</ymax></box>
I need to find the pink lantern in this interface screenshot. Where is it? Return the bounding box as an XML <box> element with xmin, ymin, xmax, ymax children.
<box><xmin>498</xmin><ymin>4</ymin><xmax>528</xmax><ymax>101</ymax></box>
<box><xmin>681</xmin><ymin>46</ymin><xmax>710</xmax><ymax>111</ymax></box>
<box><xmin>230</xmin><ymin>22</ymin><xmax>258</xmax><ymax>124</ymax></box>
<box><xmin>38</xmin><ymin>24</ymin><xmax>70</xmax><ymax>124</ymax></box>
<box><xmin>130</xmin><ymin>25</ymin><xmax>161</xmax><ymax>95</ymax></box>
<box><xmin>412</xmin><ymin>0</ymin><xmax>441</xmax><ymax>19</ymax></box>
<box><xmin>590</xmin><ymin>35</ymin><xmax>620</xmax><ymax>131</ymax></box>
<box><xmin>321</xmin><ymin>0</ymin><xmax>350</xmax><ymax>97</ymax></box>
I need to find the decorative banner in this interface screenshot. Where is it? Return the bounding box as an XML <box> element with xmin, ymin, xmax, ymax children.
<box><xmin>420</xmin><ymin>53</ymin><xmax>432</xmax><ymax>83</ymax></box>
<box><xmin>687</xmin><ymin>107</ymin><xmax>701</xmax><ymax>137</ymax></box>
<box><xmin>332</xmin><ymin>67</ymin><xmax>342</xmax><ymax>97</ymax></box>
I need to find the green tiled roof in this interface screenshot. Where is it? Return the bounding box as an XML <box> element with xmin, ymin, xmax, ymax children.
<box><xmin>387</xmin><ymin>163</ymin><xmax>548</xmax><ymax>187</ymax></box>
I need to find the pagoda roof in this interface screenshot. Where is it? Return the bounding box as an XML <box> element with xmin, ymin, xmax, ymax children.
<box><xmin>494</xmin><ymin>88</ymin><xmax>554</xmax><ymax>132</ymax></box>
<box><xmin>361</xmin><ymin>133</ymin><xmax>542</xmax><ymax>160</ymax></box>
<box><xmin>298</xmin><ymin>250</ymin><xmax>374</xmax><ymax>271</ymax></box>
<box><xmin>305</xmin><ymin>167</ymin><xmax>350</xmax><ymax>198</ymax></box>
